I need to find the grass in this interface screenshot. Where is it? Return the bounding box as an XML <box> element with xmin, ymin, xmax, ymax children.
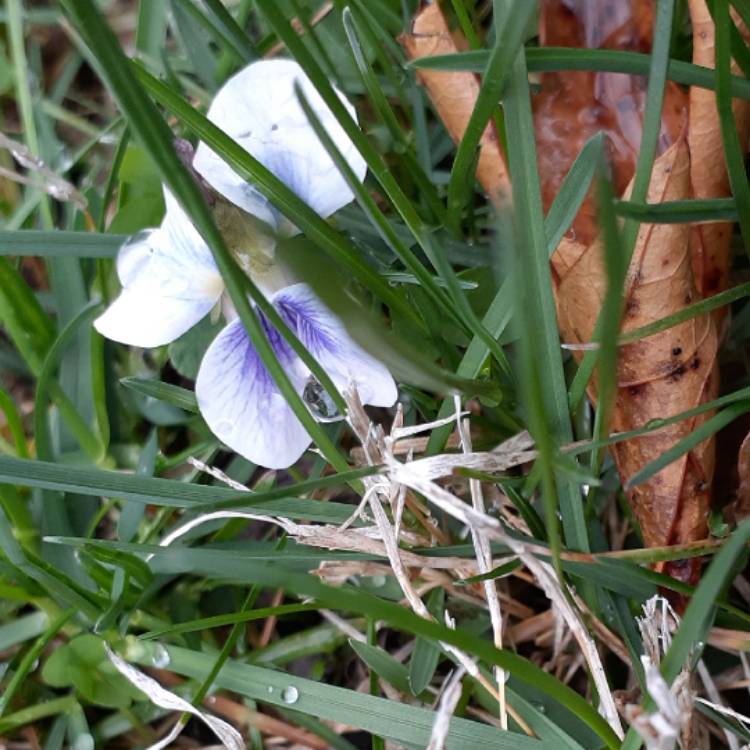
<box><xmin>1</xmin><ymin>1</ymin><xmax>750</xmax><ymax>748</ymax></box>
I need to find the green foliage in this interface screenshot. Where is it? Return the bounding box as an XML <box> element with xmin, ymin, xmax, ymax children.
<box><xmin>1</xmin><ymin>0</ymin><xmax>750</xmax><ymax>748</ymax></box>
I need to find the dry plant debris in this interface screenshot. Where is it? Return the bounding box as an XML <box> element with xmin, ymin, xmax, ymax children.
<box><xmin>402</xmin><ymin>0</ymin><xmax>750</xmax><ymax>588</ymax></box>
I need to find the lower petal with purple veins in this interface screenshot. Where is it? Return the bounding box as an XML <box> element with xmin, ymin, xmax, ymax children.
<box><xmin>272</xmin><ymin>284</ymin><xmax>397</xmax><ymax>408</ymax></box>
<box><xmin>195</xmin><ymin>317</ymin><xmax>312</xmax><ymax>469</ymax></box>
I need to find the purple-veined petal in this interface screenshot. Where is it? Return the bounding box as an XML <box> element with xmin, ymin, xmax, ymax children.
<box><xmin>195</xmin><ymin>317</ymin><xmax>312</xmax><ymax>469</ymax></box>
<box><xmin>193</xmin><ymin>60</ymin><xmax>367</xmax><ymax>231</ymax></box>
<box><xmin>273</xmin><ymin>283</ymin><xmax>397</xmax><ymax>408</ymax></box>
<box><xmin>95</xmin><ymin>190</ymin><xmax>224</xmax><ymax>348</ymax></box>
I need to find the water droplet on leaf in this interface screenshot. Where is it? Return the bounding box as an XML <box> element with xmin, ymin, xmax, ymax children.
<box><xmin>281</xmin><ymin>685</ymin><xmax>299</xmax><ymax>704</ymax></box>
<box><xmin>152</xmin><ymin>645</ymin><xmax>170</xmax><ymax>668</ymax></box>
<box><xmin>303</xmin><ymin>377</ymin><xmax>342</xmax><ymax>422</ymax></box>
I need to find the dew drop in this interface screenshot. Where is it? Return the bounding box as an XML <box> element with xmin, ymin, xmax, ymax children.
<box><xmin>303</xmin><ymin>377</ymin><xmax>342</xmax><ymax>422</ymax></box>
<box><xmin>152</xmin><ymin>644</ymin><xmax>170</xmax><ymax>668</ymax></box>
<box><xmin>267</xmin><ymin>685</ymin><xmax>274</xmax><ymax>693</ymax></box>
<box><xmin>370</xmin><ymin>575</ymin><xmax>387</xmax><ymax>588</ymax></box>
<box><xmin>281</xmin><ymin>685</ymin><xmax>299</xmax><ymax>704</ymax></box>
<box><xmin>532</xmin><ymin>702</ymin><xmax>546</xmax><ymax>714</ymax></box>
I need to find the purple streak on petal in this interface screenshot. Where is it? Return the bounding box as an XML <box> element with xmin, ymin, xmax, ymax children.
<box><xmin>270</xmin><ymin>283</ymin><xmax>397</xmax><ymax>408</ymax></box>
<box><xmin>195</xmin><ymin>317</ymin><xmax>311</xmax><ymax>469</ymax></box>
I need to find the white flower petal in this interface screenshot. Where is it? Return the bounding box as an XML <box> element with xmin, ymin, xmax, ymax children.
<box><xmin>195</xmin><ymin>317</ymin><xmax>312</xmax><ymax>469</ymax></box>
<box><xmin>274</xmin><ymin>284</ymin><xmax>397</xmax><ymax>408</ymax></box>
<box><xmin>193</xmin><ymin>60</ymin><xmax>367</xmax><ymax>228</ymax></box>
<box><xmin>95</xmin><ymin>190</ymin><xmax>224</xmax><ymax>348</ymax></box>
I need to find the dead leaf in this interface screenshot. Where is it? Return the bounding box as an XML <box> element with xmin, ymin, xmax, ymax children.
<box><xmin>688</xmin><ymin>0</ymin><xmax>750</xmax><ymax>306</ymax></box>
<box><xmin>539</xmin><ymin>0</ymin><xmax>721</xmax><ymax>587</ymax></box>
<box><xmin>728</xmin><ymin>430</ymin><xmax>750</xmax><ymax>524</ymax></box>
<box><xmin>534</xmin><ymin>0</ymin><xmax>687</xmax><ymax>245</ymax></box>
<box><xmin>552</xmin><ymin>137</ymin><xmax>718</xmax><ymax>581</ymax></box>
<box><xmin>399</xmin><ymin>2</ymin><xmax>509</xmax><ymax>202</ymax></box>
<box><xmin>402</xmin><ymin>0</ymin><xmax>739</xmax><ymax>589</ymax></box>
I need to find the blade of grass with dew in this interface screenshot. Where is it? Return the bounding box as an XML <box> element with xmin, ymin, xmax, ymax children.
<box><xmin>124</xmin><ymin>561</ymin><xmax>621</xmax><ymax>748</ymax></box>
<box><xmin>131</xmin><ymin>644</ymin><xmax>539</xmax><ymax>750</ymax></box>
<box><xmin>445</xmin><ymin>0</ymin><xmax>536</xmax><ymax>234</ymax></box>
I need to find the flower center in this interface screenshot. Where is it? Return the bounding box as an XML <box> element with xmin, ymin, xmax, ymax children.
<box><xmin>213</xmin><ymin>200</ymin><xmax>277</xmax><ymax>280</ymax></box>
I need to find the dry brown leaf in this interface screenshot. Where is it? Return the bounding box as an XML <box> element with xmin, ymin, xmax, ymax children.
<box><xmin>728</xmin><ymin>430</ymin><xmax>750</xmax><ymax>524</ymax></box>
<box><xmin>552</xmin><ymin>137</ymin><xmax>719</xmax><ymax>581</ymax></box>
<box><xmin>539</xmin><ymin>0</ymin><xmax>722</xmax><ymax>587</ymax></box>
<box><xmin>534</xmin><ymin>0</ymin><xmax>687</xmax><ymax>245</ymax></box>
<box><xmin>402</xmin><ymin>0</ymin><xmax>741</xmax><ymax>590</ymax></box>
<box><xmin>399</xmin><ymin>2</ymin><xmax>509</xmax><ymax>201</ymax></box>
<box><xmin>688</xmin><ymin>0</ymin><xmax>750</xmax><ymax>304</ymax></box>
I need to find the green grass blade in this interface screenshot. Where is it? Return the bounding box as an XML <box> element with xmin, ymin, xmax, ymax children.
<box><xmin>410</xmin><ymin>46</ymin><xmax>750</xmax><ymax>100</ymax></box>
<box><xmin>0</xmin><ymin>230</ymin><xmax>124</xmax><ymax>257</ymax></box>
<box><xmin>0</xmin><ymin>453</ymin><xmax>378</xmax><ymax>515</ymax></box>
<box><xmin>714</xmin><ymin>0</ymin><xmax>750</xmax><ymax>253</ymax></box>
<box><xmin>502</xmin><ymin>50</ymin><xmax>586</xmax><ymax>554</ymax></box>
<box><xmin>614</xmin><ymin>197</ymin><xmax>737</xmax><ymax>222</ymax></box>
<box><xmin>131</xmin><ymin>643</ymin><xmax>541</xmax><ymax>749</ymax></box>
<box><xmin>120</xmin><ymin>377</ymin><xmax>199</xmax><ymax>413</ymax></box>
<box><xmin>625</xmin><ymin>401</ymin><xmax>750</xmax><ymax>488</ymax></box>
<box><xmin>445</xmin><ymin>0</ymin><xmax>536</xmax><ymax>233</ymax></box>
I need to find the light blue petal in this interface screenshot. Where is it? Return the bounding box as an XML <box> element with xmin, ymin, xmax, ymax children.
<box><xmin>193</xmin><ymin>60</ymin><xmax>367</xmax><ymax>227</ymax></box>
<box><xmin>195</xmin><ymin>318</ymin><xmax>312</xmax><ymax>469</ymax></box>
<box><xmin>273</xmin><ymin>284</ymin><xmax>397</xmax><ymax>407</ymax></box>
